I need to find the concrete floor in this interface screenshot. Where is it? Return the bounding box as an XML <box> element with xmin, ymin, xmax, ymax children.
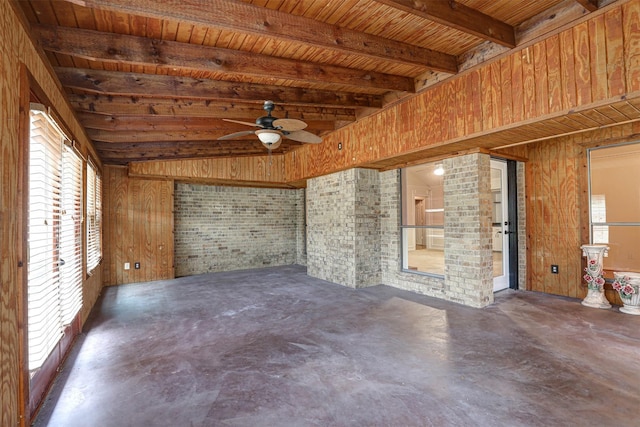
<box><xmin>34</xmin><ymin>265</ymin><xmax>640</xmax><ymax>427</ymax></box>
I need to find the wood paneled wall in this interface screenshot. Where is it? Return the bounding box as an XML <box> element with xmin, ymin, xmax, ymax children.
<box><xmin>2</xmin><ymin>2</ymin><xmax>103</xmax><ymax>425</ymax></box>
<box><xmin>129</xmin><ymin>155</ymin><xmax>287</xmax><ymax>187</ymax></box>
<box><xmin>499</xmin><ymin>122</ymin><xmax>640</xmax><ymax>302</ymax></box>
<box><xmin>103</xmin><ymin>166</ymin><xmax>174</xmax><ymax>286</ymax></box>
<box><xmin>285</xmin><ymin>0</ymin><xmax>640</xmax><ymax>182</ymax></box>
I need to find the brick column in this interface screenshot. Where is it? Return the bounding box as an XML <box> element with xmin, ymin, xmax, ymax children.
<box><xmin>306</xmin><ymin>169</ymin><xmax>381</xmax><ymax>288</ymax></box>
<box><xmin>443</xmin><ymin>153</ymin><xmax>494</xmax><ymax>307</ymax></box>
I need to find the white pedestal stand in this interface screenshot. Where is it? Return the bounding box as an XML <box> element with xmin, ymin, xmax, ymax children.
<box><xmin>580</xmin><ymin>244</ymin><xmax>611</xmax><ymax>309</ymax></box>
<box><xmin>614</xmin><ymin>272</ymin><xmax>640</xmax><ymax>315</ymax></box>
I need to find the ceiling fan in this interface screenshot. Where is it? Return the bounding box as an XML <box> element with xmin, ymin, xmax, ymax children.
<box><xmin>217</xmin><ymin>101</ymin><xmax>322</xmax><ymax>150</ymax></box>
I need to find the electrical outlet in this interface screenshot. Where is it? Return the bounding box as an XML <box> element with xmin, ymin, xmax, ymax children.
<box><xmin>551</xmin><ymin>265</ymin><xmax>559</xmax><ymax>274</ymax></box>
<box><xmin>134</xmin><ymin>262</ymin><xmax>140</xmax><ymax>270</ymax></box>
<box><xmin>124</xmin><ymin>262</ymin><xmax>130</xmax><ymax>270</ymax></box>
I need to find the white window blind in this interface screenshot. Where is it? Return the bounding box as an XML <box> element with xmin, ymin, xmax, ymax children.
<box><xmin>60</xmin><ymin>146</ymin><xmax>83</xmax><ymax>324</ymax></box>
<box><xmin>86</xmin><ymin>160</ymin><xmax>102</xmax><ymax>273</ymax></box>
<box><xmin>28</xmin><ymin>105</ymin><xmax>83</xmax><ymax>372</ymax></box>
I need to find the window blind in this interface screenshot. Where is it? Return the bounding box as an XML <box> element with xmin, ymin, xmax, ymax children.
<box><xmin>60</xmin><ymin>146</ymin><xmax>83</xmax><ymax>324</ymax></box>
<box><xmin>86</xmin><ymin>160</ymin><xmax>102</xmax><ymax>273</ymax></box>
<box><xmin>28</xmin><ymin>105</ymin><xmax>83</xmax><ymax>371</ymax></box>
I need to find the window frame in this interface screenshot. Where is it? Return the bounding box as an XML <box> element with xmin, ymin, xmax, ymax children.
<box><xmin>400</xmin><ymin>163</ymin><xmax>445</xmax><ymax>278</ymax></box>
<box><xmin>588</xmin><ymin>141</ymin><xmax>640</xmax><ymax>271</ymax></box>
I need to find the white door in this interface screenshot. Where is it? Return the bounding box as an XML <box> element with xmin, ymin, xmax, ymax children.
<box><xmin>491</xmin><ymin>160</ymin><xmax>510</xmax><ymax>292</ymax></box>
<box><xmin>414</xmin><ymin>198</ymin><xmax>426</xmax><ymax>247</ymax></box>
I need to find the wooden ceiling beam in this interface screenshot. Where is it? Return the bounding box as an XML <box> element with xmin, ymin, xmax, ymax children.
<box><xmin>87</xmin><ymin>129</ymin><xmax>322</xmax><ymax>143</ymax></box>
<box><xmin>34</xmin><ymin>24</ymin><xmax>414</xmax><ymax>93</ymax></box>
<box><xmin>77</xmin><ymin>112</ymin><xmax>338</xmax><ymax>132</ymax></box>
<box><xmin>574</xmin><ymin>0</ymin><xmax>599</xmax><ymax>12</ymax></box>
<box><xmin>67</xmin><ymin>95</ymin><xmax>358</xmax><ymax>121</ymax></box>
<box><xmin>94</xmin><ymin>140</ymin><xmax>291</xmax><ymax>154</ymax></box>
<box><xmin>56</xmin><ymin>67</ymin><xmax>382</xmax><ymax>108</ymax></box>
<box><xmin>94</xmin><ymin>140</ymin><xmax>298</xmax><ymax>165</ymax></box>
<box><xmin>88</xmin><ymin>129</ymin><xmax>251</xmax><ymax>143</ymax></box>
<box><xmin>63</xmin><ymin>0</ymin><xmax>458</xmax><ymax>73</ymax></box>
<box><xmin>375</xmin><ymin>0</ymin><xmax>515</xmax><ymax>47</ymax></box>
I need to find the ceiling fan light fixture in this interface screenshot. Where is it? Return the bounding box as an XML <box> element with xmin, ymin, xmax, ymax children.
<box><xmin>256</xmin><ymin>129</ymin><xmax>282</xmax><ymax>145</ymax></box>
<box><xmin>262</xmin><ymin>139</ymin><xmax>282</xmax><ymax>151</ymax></box>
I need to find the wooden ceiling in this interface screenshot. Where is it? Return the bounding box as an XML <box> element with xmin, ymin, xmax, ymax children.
<box><xmin>18</xmin><ymin>0</ymin><xmax>613</xmax><ymax>165</ymax></box>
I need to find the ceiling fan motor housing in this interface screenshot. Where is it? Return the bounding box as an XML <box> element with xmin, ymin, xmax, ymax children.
<box><xmin>257</xmin><ymin>100</ymin><xmax>277</xmax><ymax>128</ymax></box>
<box><xmin>256</xmin><ymin>115</ymin><xmax>278</xmax><ymax>129</ymax></box>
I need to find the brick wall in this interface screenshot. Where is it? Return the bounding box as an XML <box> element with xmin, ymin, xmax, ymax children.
<box><xmin>174</xmin><ymin>183</ymin><xmax>305</xmax><ymax>276</ymax></box>
<box><xmin>306</xmin><ymin>169</ymin><xmax>380</xmax><ymax>288</ymax></box>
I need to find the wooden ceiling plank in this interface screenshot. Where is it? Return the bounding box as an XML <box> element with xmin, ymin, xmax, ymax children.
<box><xmin>34</xmin><ymin>24</ymin><xmax>414</xmax><ymax>92</ymax></box>
<box><xmin>19</xmin><ymin>1</ymin><xmax>39</xmax><ymax>23</ymax></box>
<box><xmin>51</xmin><ymin>1</ymin><xmax>80</xmax><ymax>27</ymax></box>
<box><xmin>579</xmin><ymin>108</ymin><xmax>618</xmax><ymax>126</ymax></box>
<box><xmin>55</xmin><ymin>67</ymin><xmax>383</xmax><ymax>108</ymax></box>
<box><xmin>68</xmin><ymin>95</ymin><xmax>357</xmax><ymax>121</ymax></box>
<box><xmin>617</xmin><ymin>100</ymin><xmax>640</xmax><ymax>116</ymax></box>
<box><xmin>29</xmin><ymin>0</ymin><xmax>59</xmax><ymax>25</ymax></box>
<box><xmin>596</xmin><ymin>104</ymin><xmax>636</xmax><ymax>122</ymax></box>
<box><xmin>564</xmin><ymin>112</ymin><xmax>605</xmax><ymax>128</ymax></box>
<box><xmin>70</xmin><ymin>2</ymin><xmax>97</xmax><ymax>30</ymax></box>
<box><xmin>175</xmin><ymin>21</ymin><xmax>195</xmax><ymax>44</ymax></box>
<box><xmin>374</xmin><ymin>0</ymin><xmax>516</xmax><ymax>47</ymax></box>
<box><xmin>109</xmin><ymin>9</ymin><xmax>130</xmax><ymax>34</ymax></box>
<box><xmin>62</xmin><ymin>0</ymin><xmax>458</xmax><ymax>72</ymax></box>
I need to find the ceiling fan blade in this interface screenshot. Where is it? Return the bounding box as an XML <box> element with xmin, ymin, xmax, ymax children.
<box><xmin>222</xmin><ymin>118</ymin><xmax>262</xmax><ymax>128</ymax></box>
<box><xmin>273</xmin><ymin>118</ymin><xmax>307</xmax><ymax>131</ymax></box>
<box><xmin>284</xmin><ymin>130</ymin><xmax>322</xmax><ymax>144</ymax></box>
<box><xmin>217</xmin><ymin>130</ymin><xmax>256</xmax><ymax>140</ymax></box>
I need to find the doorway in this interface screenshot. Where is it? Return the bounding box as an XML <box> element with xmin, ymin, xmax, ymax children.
<box><xmin>491</xmin><ymin>159</ymin><xmax>517</xmax><ymax>292</ymax></box>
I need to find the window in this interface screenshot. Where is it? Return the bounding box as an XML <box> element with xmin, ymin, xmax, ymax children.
<box><xmin>589</xmin><ymin>142</ymin><xmax>640</xmax><ymax>272</ymax></box>
<box><xmin>28</xmin><ymin>104</ymin><xmax>83</xmax><ymax>372</ymax></box>
<box><xmin>86</xmin><ymin>160</ymin><xmax>102</xmax><ymax>273</ymax></box>
<box><xmin>401</xmin><ymin>162</ymin><xmax>445</xmax><ymax>275</ymax></box>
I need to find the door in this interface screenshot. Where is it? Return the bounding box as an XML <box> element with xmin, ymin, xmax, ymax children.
<box><xmin>414</xmin><ymin>198</ymin><xmax>426</xmax><ymax>248</ymax></box>
<box><xmin>491</xmin><ymin>160</ymin><xmax>510</xmax><ymax>292</ymax></box>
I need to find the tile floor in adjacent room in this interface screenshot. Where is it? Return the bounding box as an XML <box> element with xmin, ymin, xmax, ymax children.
<box><xmin>34</xmin><ymin>265</ymin><xmax>640</xmax><ymax>427</ymax></box>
